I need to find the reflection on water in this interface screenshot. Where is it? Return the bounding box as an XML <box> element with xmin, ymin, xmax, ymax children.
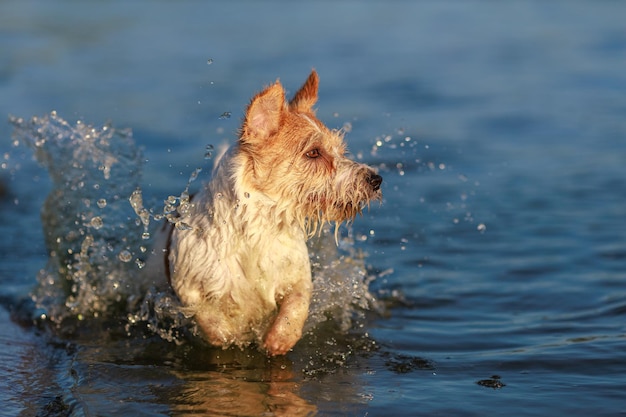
<box><xmin>166</xmin><ymin>352</ymin><xmax>318</xmax><ymax>416</ymax></box>
<box><xmin>13</xmin><ymin>320</ymin><xmax>383</xmax><ymax>416</ymax></box>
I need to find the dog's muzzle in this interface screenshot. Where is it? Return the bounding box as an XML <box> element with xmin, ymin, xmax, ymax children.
<box><xmin>367</xmin><ymin>173</ymin><xmax>383</xmax><ymax>191</ymax></box>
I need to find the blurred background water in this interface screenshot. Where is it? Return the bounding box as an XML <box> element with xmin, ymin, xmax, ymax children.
<box><xmin>1</xmin><ymin>1</ymin><xmax>625</xmax><ymax>416</ymax></box>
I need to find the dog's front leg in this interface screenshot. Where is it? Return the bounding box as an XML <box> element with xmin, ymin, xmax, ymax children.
<box><xmin>264</xmin><ymin>280</ymin><xmax>312</xmax><ymax>356</ymax></box>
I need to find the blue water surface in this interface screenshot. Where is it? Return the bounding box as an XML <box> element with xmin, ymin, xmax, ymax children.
<box><xmin>1</xmin><ymin>1</ymin><xmax>625</xmax><ymax>416</ymax></box>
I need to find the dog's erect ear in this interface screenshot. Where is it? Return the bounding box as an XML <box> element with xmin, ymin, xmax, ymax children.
<box><xmin>289</xmin><ymin>70</ymin><xmax>319</xmax><ymax>113</ymax></box>
<box><xmin>242</xmin><ymin>81</ymin><xmax>286</xmax><ymax>143</ymax></box>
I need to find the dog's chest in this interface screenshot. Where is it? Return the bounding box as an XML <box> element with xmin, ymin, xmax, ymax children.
<box><xmin>238</xmin><ymin>230</ymin><xmax>311</xmax><ymax>297</ymax></box>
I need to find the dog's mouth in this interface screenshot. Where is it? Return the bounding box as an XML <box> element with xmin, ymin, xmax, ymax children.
<box><xmin>313</xmin><ymin>198</ymin><xmax>373</xmax><ymax>221</ymax></box>
<box><xmin>302</xmin><ymin>172</ymin><xmax>382</xmax><ymax>226</ymax></box>
<box><xmin>300</xmin><ymin>189</ymin><xmax>381</xmax><ymax>237</ymax></box>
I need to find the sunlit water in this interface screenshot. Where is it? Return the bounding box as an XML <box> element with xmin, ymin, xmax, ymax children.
<box><xmin>1</xmin><ymin>2</ymin><xmax>626</xmax><ymax>416</ymax></box>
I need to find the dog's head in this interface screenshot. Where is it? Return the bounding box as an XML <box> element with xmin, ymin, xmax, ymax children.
<box><xmin>236</xmin><ymin>70</ymin><xmax>382</xmax><ymax>235</ymax></box>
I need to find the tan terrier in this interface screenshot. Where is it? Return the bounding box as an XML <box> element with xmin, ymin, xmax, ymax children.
<box><xmin>152</xmin><ymin>71</ymin><xmax>382</xmax><ymax>355</ymax></box>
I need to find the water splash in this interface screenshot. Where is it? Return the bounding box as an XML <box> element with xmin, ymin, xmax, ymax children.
<box><xmin>9</xmin><ymin>112</ymin><xmax>146</xmax><ymax>324</ymax></box>
<box><xmin>128</xmin><ymin>166</ymin><xmax>202</xmax><ymax>236</ymax></box>
<box><xmin>306</xmin><ymin>226</ymin><xmax>381</xmax><ymax>333</ymax></box>
<box><xmin>9</xmin><ymin>111</ymin><xmax>380</xmax><ymax>347</ymax></box>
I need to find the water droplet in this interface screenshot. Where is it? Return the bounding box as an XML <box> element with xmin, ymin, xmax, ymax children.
<box><xmin>204</xmin><ymin>144</ymin><xmax>214</xmax><ymax>159</ymax></box>
<box><xmin>219</xmin><ymin>111</ymin><xmax>231</xmax><ymax>120</ymax></box>
<box><xmin>176</xmin><ymin>222</ymin><xmax>192</xmax><ymax>231</ymax></box>
<box><xmin>188</xmin><ymin>168</ymin><xmax>202</xmax><ymax>182</ymax></box>
<box><xmin>118</xmin><ymin>250</ymin><xmax>132</xmax><ymax>262</ymax></box>
<box><xmin>97</xmin><ymin>198</ymin><xmax>107</xmax><ymax>208</ymax></box>
<box><xmin>135</xmin><ymin>259</ymin><xmax>146</xmax><ymax>269</ymax></box>
<box><xmin>142</xmin><ymin>232</ymin><xmax>151</xmax><ymax>240</ymax></box>
<box><xmin>207</xmin><ymin>58</ymin><xmax>213</xmax><ymax>65</ymax></box>
<box><xmin>477</xmin><ymin>223</ymin><xmax>487</xmax><ymax>233</ymax></box>
<box><xmin>244</xmin><ymin>192</ymin><xmax>250</xmax><ymax>199</ymax></box>
<box><xmin>90</xmin><ymin>216</ymin><xmax>103</xmax><ymax>229</ymax></box>
<box><xmin>129</xmin><ymin>188</ymin><xmax>144</xmax><ymax>210</ymax></box>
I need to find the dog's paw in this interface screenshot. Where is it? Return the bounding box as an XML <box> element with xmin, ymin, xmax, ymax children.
<box><xmin>263</xmin><ymin>318</ymin><xmax>302</xmax><ymax>356</ymax></box>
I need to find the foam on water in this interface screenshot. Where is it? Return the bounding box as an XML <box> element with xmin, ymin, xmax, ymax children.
<box><xmin>9</xmin><ymin>112</ymin><xmax>380</xmax><ymax>347</ymax></box>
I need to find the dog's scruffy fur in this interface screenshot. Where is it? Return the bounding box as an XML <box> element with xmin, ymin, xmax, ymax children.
<box><xmin>151</xmin><ymin>71</ymin><xmax>382</xmax><ymax>355</ymax></box>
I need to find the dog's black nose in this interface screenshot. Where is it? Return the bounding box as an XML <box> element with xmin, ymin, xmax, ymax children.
<box><xmin>367</xmin><ymin>174</ymin><xmax>382</xmax><ymax>191</ymax></box>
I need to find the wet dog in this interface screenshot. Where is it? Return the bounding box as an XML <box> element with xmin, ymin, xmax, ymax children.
<box><xmin>150</xmin><ymin>71</ymin><xmax>382</xmax><ymax>355</ymax></box>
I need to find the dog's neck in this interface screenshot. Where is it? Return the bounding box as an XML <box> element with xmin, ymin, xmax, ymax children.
<box><xmin>205</xmin><ymin>150</ymin><xmax>308</xmax><ymax>242</ymax></box>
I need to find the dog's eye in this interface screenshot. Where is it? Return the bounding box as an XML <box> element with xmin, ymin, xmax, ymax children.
<box><xmin>305</xmin><ymin>148</ymin><xmax>321</xmax><ymax>159</ymax></box>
